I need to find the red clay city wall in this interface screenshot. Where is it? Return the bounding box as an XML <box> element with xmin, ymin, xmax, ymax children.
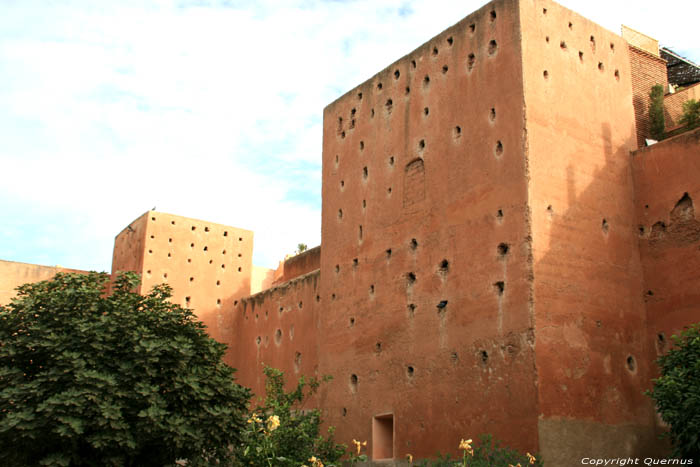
<box><xmin>520</xmin><ymin>0</ymin><xmax>660</xmax><ymax>463</ymax></box>
<box><xmin>632</xmin><ymin>127</ymin><xmax>700</xmax><ymax>382</ymax></box>
<box><xmin>320</xmin><ymin>0</ymin><xmax>537</xmax><ymax>460</ymax></box>
<box><xmin>272</xmin><ymin>246</ymin><xmax>321</xmax><ymax>286</ymax></box>
<box><xmin>0</xmin><ymin>260</ymin><xmax>91</xmax><ymax>306</ymax></box>
<box><xmin>227</xmin><ymin>270</ymin><xmax>321</xmax><ymax>402</ymax></box>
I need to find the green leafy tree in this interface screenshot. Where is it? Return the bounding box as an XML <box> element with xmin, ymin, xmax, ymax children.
<box><xmin>649</xmin><ymin>84</ymin><xmax>666</xmax><ymax>140</ymax></box>
<box><xmin>647</xmin><ymin>324</ymin><xmax>700</xmax><ymax>460</ymax></box>
<box><xmin>0</xmin><ymin>272</ymin><xmax>250</xmax><ymax>466</ymax></box>
<box><xmin>237</xmin><ymin>366</ymin><xmax>345</xmax><ymax>467</ymax></box>
<box><xmin>295</xmin><ymin>243</ymin><xmax>308</xmax><ymax>255</ymax></box>
<box><xmin>679</xmin><ymin>99</ymin><xmax>700</xmax><ymax>129</ymax></box>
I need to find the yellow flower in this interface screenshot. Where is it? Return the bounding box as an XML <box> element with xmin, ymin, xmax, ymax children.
<box><xmin>247</xmin><ymin>413</ymin><xmax>262</xmax><ymax>424</ymax></box>
<box><xmin>266</xmin><ymin>415</ymin><xmax>280</xmax><ymax>432</ymax></box>
<box><xmin>406</xmin><ymin>453</ymin><xmax>413</xmax><ymax>464</ymax></box>
<box><xmin>458</xmin><ymin>438</ymin><xmax>474</xmax><ymax>456</ymax></box>
<box><xmin>308</xmin><ymin>456</ymin><xmax>324</xmax><ymax>467</ymax></box>
<box><xmin>352</xmin><ymin>439</ymin><xmax>367</xmax><ymax>456</ymax></box>
<box><xmin>527</xmin><ymin>452</ymin><xmax>536</xmax><ymax>464</ymax></box>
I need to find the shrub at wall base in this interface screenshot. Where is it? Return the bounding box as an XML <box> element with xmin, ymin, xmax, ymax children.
<box><xmin>0</xmin><ymin>272</ymin><xmax>250</xmax><ymax>466</ymax></box>
<box><xmin>647</xmin><ymin>323</ymin><xmax>700</xmax><ymax>461</ymax></box>
<box><xmin>236</xmin><ymin>366</ymin><xmax>346</xmax><ymax>467</ymax></box>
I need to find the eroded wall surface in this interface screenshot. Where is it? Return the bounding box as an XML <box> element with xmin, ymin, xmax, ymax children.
<box><xmin>227</xmin><ymin>271</ymin><xmax>321</xmax><ymax>402</ymax></box>
<box><xmin>320</xmin><ymin>0</ymin><xmax>536</xmax><ymax>459</ymax></box>
<box><xmin>633</xmin><ymin>128</ymin><xmax>700</xmax><ymax>377</ymax></box>
<box><xmin>112</xmin><ymin>211</ymin><xmax>253</xmax><ymax>343</ymax></box>
<box><xmin>520</xmin><ymin>0</ymin><xmax>659</xmax><ymax>462</ymax></box>
<box><xmin>0</xmin><ymin>260</ymin><xmax>90</xmax><ymax>306</ymax></box>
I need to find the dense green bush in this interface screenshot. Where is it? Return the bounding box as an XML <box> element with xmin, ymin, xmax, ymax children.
<box><xmin>236</xmin><ymin>366</ymin><xmax>346</xmax><ymax>467</ymax></box>
<box><xmin>647</xmin><ymin>324</ymin><xmax>700</xmax><ymax>460</ymax></box>
<box><xmin>649</xmin><ymin>84</ymin><xmax>666</xmax><ymax>140</ymax></box>
<box><xmin>679</xmin><ymin>99</ymin><xmax>700</xmax><ymax>129</ymax></box>
<box><xmin>0</xmin><ymin>272</ymin><xmax>250</xmax><ymax>466</ymax></box>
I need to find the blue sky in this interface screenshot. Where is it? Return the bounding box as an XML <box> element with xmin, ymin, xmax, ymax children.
<box><xmin>1</xmin><ymin>0</ymin><xmax>699</xmax><ymax>271</ymax></box>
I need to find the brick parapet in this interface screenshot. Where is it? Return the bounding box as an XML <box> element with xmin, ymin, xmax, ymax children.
<box><xmin>628</xmin><ymin>44</ymin><xmax>668</xmax><ymax>147</ymax></box>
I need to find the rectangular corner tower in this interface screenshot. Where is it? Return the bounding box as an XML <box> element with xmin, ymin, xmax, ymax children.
<box><xmin>319</xmin><ymin>0</ymin><xmax>659</xmax><ymax>463</ymax></box>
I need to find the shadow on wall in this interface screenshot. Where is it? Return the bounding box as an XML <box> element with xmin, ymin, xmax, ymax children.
<box><xmin>533</xmin><ymin>122</ymin><xmax>676</xmax><ymax>464</ymax></box>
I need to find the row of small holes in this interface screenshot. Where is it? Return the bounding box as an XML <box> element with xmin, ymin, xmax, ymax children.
<box><xmin>335</xmin><ymin>104</ymin><xmax>497</xmax><ymax>170</ymax></box>
<box><xmin>338</xmin><ymin>9</ymin><xmax>500</xmax><ymax>139</ymax></box>
<box><xmin>150</xmin><ymin>216</ymin><xmax>236</xmax><ymax>239</ymax></box>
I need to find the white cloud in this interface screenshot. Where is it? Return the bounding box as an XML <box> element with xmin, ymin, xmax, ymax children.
<box><xmin>1</xmin><ymin>0</ymin><xmax>698</xmax><ymax>270</ymax></box>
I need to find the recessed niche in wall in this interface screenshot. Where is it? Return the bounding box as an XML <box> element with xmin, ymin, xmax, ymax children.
<box><xmin>350</xmin><ymin>374</ymin><xmax>358</xmax><ymax>392</ymax></box>
<box><xmin>494</xmin><ymin>140</ymin><xmax>503</xmax><ymax>157</ymax></box>
<box><xmin>372</xmin><ymin>414</ymin><xmax>394</xmax><ymax>460</ymax></box>
<box><xmin>488</xmin><ymin>40</ymin><xmax>498</xmax><ymax>55</ymax></box>
<box><xmin>494</xmin><ymin>281</ymin><xmax>505</xmax><ymax>295</ymax></box>
<box><xmin>294</xmin><ymin>352</ymin><xmax>301</xmax><ymax>372</ymax></box>
<box><xmin>407</xmin><ymin>303</ymin><xmax>416</xmax><ymax>318</ymax></box>
<box><xmin>404</xmin><ymin>158</ymin><xmax>426</xmax><ymax>208</ymax></box>
<box><xmin>466</xmin><ymin>53</ymin><xmax>478</xmax><ymax>74</ymax></box>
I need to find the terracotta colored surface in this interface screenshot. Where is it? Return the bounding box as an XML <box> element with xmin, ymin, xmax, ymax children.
<box><xmin>111</xmin><ymin>211</ymin><xmax>253</xmax><ymax>344</ymax></box>
<box><xmin>319</xmin><ymin>0</ymin><xmax>536</xmax><ymax>459</ymax></box>
<box><xmin>4</xmin><ymin>1</ymin><xmax>700</xmax><ymax>464</ymax></box>
<box><xmin>272</xmin><ymin>246</ymin><xmax>321</xmax><ymax>285</ymax></box>
<box><xmin>520</xmin><ymin>0</ymin><xmax>660</xmax><ymax>461</ymax></box>
<box><xmin>0</xmin><ymin>260</ymin><xmax>91</xmax><ymax>306</ymax></box>
<box><xmin>227</xmin><ymin>270</ymin><xmax>321</xmax><ymax>401</ymax></box>
<box><xmin>664</xmin><ymin>82</ymin><xmax>700</xmax><ymax>130</ymax></box>
<box><xmin>632</xmin><ymin>128</ymin><xmax>700</xmax><ymax>375</ymax></box>
<box><xmin>628</xmin><ymin>45</ymin><xmax>668</xmax><ymax>147</ymax></box>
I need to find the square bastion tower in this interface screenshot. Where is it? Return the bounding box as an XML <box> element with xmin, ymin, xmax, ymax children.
<box><xmin>112</xmin><ymin>211</ymin><xmax>254</xmax><ymax>345</ymax></box>
<box><xmin>318</xmin><ymin>0</ymin><xmax>657</xmax><ymax>463</ymax></box>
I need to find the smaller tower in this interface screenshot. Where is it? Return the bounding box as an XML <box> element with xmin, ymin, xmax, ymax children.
<box><xmin>111</xmin><ymin>211</ymin><xmax>253</xmax><ymax>342</ymax></box>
